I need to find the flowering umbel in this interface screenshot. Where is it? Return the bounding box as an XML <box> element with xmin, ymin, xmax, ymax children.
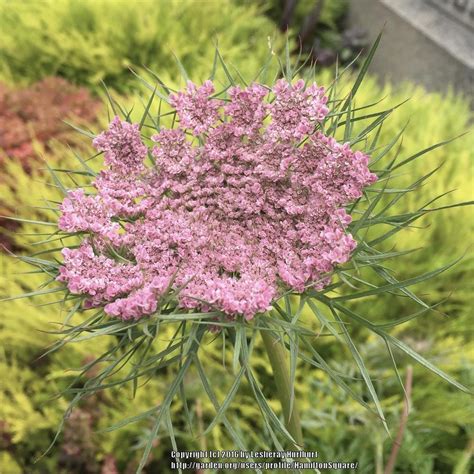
<box><xmin>57</xmin><ymin>79</ymin><xmax>377</xmax><ymax>320</ymax></box>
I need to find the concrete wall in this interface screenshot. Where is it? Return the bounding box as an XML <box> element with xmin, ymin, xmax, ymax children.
<box><xmin>348</xmin><ymin>0</ymin><xmax>474</xmax><ymax>99</ymax></box>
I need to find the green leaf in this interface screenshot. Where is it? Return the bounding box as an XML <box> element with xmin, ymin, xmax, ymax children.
<box><xmin>137</xmin><ymin>324</ymin><xmax>205</xmax><ymax>474</ymax></box>
<box><xmin>329</xmin><ymin>300</ymin><xmax>472</xmax><ymax>393</ymax></box>
<box><xmin>329</xmin><ymin>306</ymin><xmax>388</xmax><ymax>433</ymax></box>
<box><xmin>390</xmin><ymin>134</ymin><xmax>466</xmax><ymax>173</ymax></box>
<box><xmin>340</xmin><ymin>31</ymin><xmax>382</xmax><ymax>113</ymax></box>
<box><xmin>139</xmin><ymin>85</ymin><xmax>157</xmax><ymax>131</ymax></box>
<box><xmin>203</xmin><ymin>365</ymin><xmax>245</xmax><ymax>435</ymax></box>
<box><xmin>330</xmin><ymin>256</ymin><xmax>462</xmax><ymax>303</ymax></box>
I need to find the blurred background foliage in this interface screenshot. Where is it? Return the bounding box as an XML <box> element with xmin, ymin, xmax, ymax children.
<box><xmin>0</xmin><ymin>0</ymin><xmax>472</xmax><ymax>473</ymax></box>
<box><xmin>248</xmin><ymin>0</ymin><xmax>366</xmax><ymax>66</ymax></box>
<box><xmin>0</xmin><ymin>0</ymin><xmax>281</xmax><ymax>93</ymax></box>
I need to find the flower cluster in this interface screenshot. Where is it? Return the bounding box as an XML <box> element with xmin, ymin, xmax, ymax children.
<box><xmin>57</xmin><ymin>79</ymin><xmax>377</xmax><ymax>320</ymax></box>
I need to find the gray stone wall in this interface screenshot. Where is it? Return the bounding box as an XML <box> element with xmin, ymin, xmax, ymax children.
<box><xmin>348</xmin><ymin>0</ymin><xmax>473</xmax><ymax>100</ymax></box>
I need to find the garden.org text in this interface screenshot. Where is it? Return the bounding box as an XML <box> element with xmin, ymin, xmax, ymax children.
<box><xmin>170</xmin><ymin>451</ymin><xmax>358</xmax><ymax>470</ymax></box>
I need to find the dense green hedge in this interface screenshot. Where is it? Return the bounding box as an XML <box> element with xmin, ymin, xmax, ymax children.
<box><xmin>0</xmin><ymin>0</ymin><xmax>281</xmax><ymax>93</ymax></box>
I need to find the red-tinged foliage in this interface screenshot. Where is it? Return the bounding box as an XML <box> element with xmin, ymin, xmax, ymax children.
<box><xmin>0</xmin><ymin>77</ymin><xmax>100</xmax><ymax>166</ymax></box>
<box><xmin>0</xmin><ymin>78</ymin><xmax>101</xmax><ymax>252</ymax></box>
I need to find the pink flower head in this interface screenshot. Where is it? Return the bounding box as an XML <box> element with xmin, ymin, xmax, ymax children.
<box><xmin>58</xmin><ymin>80</ymin><xmax>377</xmax><ymax>321</ymax></box>
<box><xmin>267</xmin><ymin>79</ymin><xmax>329</xmax><ymax>141</ymax></box>
<box><xmin>169</xmin><ymin>80</ymin><xmax>219</xmax><ymax>135</ymax></box>
<box><xmin>93</xmin><ymin>116</ymin><xmax>147</xmax><ymax>175</ymax></box>
<box><xmin>225</xmin><ymin>83</ymin><xmax>268</xmax><ymax>136</ymax></box>
<box><xmin>58</xmin><ymin>189</ymin><xmax>121</xmax><ymax>243</ymax></box>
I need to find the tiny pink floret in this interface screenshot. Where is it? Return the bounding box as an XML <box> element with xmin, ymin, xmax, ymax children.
<box><xmin>57</xmin><ymin>80</ymin><xmax>377</xmax><ymax>320</ymax></box>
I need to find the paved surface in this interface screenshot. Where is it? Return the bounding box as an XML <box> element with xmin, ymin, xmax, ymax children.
<box><xmin>348</xmin><ymin>0</ymin><xmax>474</xmax><ymax>100</ymax></box>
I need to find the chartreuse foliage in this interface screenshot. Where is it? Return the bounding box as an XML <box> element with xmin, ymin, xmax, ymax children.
<box><xmin>1</xmin><ymin>46</ymin><xmax>473</xmax><ymax>473</ymax></box>
<box><xmin>0</xmin><ymin>0</ymin><xmax>282</xmax><ymax>93</ymax></box>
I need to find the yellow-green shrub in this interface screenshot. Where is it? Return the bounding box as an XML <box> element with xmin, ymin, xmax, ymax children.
<box><xmin>0</xmin><ymin>0</ymin><xmax>282</xmax><ymax>93</ymax></box>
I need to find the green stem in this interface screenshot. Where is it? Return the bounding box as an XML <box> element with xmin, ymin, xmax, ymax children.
<box><xmin>260</xmin><ymin>327</ymin><xmax>304</xmax><ymax>447</ymax></box>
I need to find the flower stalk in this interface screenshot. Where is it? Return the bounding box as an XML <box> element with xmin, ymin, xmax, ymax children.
<box><xmin>260</xmin><ymin>327</ymin><xmax>304</xmax><ymax>448</ymax></box>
